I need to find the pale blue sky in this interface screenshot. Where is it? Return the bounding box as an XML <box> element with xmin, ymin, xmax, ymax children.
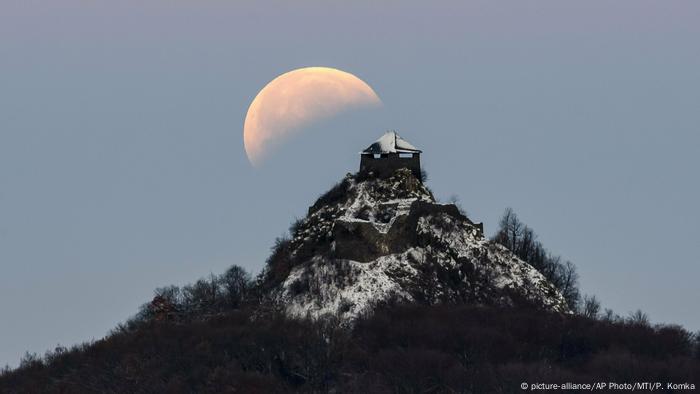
<box><xmin>1</xmin><ymin>1</ymin><xmax>699</xmax><ymax>367</ymax></box>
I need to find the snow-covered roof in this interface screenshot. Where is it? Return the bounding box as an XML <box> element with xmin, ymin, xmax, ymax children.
<box><xmin>361</xmin><ymin>131</ymin><xmax>422</xmax><ymax>154</ymax></box>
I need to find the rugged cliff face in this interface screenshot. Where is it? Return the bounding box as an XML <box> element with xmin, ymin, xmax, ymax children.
<box><xmin>261</xmin><ymin>169</ymin><xmax>569</xmax><ymax>322</ymax></box>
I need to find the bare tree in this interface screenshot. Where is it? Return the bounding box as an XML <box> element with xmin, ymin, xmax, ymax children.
<box><xmin>601</xmin><ymin>308</ymin><xmax>619</xmax><ymax>323</ymax></box>
<box><xmin>492</xmin><ymin>208</ymin><xmax>582</xmax><ymax>310</ymax></box>
<box><xmin>220</xmin><ymin>265</ymin><xmax>251</xmax><ymax>308</ymax></box>
<box><xmin>182</xmin><ymin>276</ymin><xmax>222</xmax><ymax>315</ymax></box>
<box><xmin>580</xmin><ymin>294</ymin><xmax>601</xmax><ymax>319</ymax></box>
<box><xmin>557</xmin><ymin>261</ymin><xmax>580</xmax><ymax>310</ymax></box>
<box><xmin>154</xmin><ymin>285</ymin><xmax>181</xmax><ymax>306</ymax></box>
<box><xmin>628</xmin><ymin>309</ymin><xmax>650</xmax><ymax>326</ymax></box>
<box><xmin>493</xmin><ymin>208</ymin><xmax>523</xmax><ymax>252</ymax></box>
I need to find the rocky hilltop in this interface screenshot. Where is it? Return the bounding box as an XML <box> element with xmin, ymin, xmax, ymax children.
<box><xmin>261</xmin><ymin>168</ymin><xmax>569</xmax><ymax>322</ymax></box>
<box><xmin>5</xmin><ymin>169</ymin><xmax>698</xmax><ymax>394</ymax></box>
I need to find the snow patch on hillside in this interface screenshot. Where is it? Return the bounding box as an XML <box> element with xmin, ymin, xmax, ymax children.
<box><xmin>279</xmin><ymin>252</ymin><xmax>421</xmax><ymax>321</ymax></box>
<box><xmin>268</xmin><ymin>169</ymin><xmax>570</xmax><ymax>322</ymax></box>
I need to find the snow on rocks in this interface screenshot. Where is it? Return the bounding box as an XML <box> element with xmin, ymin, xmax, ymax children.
<box><xmin>278</xmin><ymin>253</ymin><xmax>419</xmax><ymax>322</ymax></box>
<box><xmin>266</xmin><ymin>169</ymin><xmax>570</xmax><ymax>323</ymax></box>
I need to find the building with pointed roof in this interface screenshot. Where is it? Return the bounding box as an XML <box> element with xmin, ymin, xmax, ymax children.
<box><xmin>360</xmin><ymin>131</ymin><xmax>423</xmax><ymax>181</ymax></box>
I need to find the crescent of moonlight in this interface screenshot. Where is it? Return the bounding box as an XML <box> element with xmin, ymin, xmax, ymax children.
<box><xmin>243</xmin><ymin>66</ymin><xmax>382</xmax><ymax>166</ymax></box>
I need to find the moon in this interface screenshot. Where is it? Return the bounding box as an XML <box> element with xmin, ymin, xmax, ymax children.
<box><xmin>243</xmin><ymin>66</ymin><xmax>382</xmax><ymax>166</ymax></box>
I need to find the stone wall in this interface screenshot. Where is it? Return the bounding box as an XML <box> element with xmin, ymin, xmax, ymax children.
<box><xmin>332</xmin><ymin>200</ymin><xmax>478</xmax><ymax>263</ymax></box>
<box><xmin>360</xmin><ymin>152</ymin><xmax>422</xmax><ymax>180</ymax></box>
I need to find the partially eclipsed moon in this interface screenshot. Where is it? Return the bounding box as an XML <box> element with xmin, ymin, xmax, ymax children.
<box><xmin>243</xmin><ymin>66</ymin><xmax>382</xmax><ymax>166</ymax></box>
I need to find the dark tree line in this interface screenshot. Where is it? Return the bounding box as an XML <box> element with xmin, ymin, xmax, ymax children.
<box><xmin>491</xmin><ymin>208</ymin><xmax>582</xmax><ymax>310</ymax></box>
<box><xmin>3</xmin><ymin>260</ymin><xmax>699</xmax><ymax>392</ymax></box>
<box><xmin>131</xmin><ymin>265</ymin><xmax>253</xmax><ymax>325</ymax></box>
<box><xmin>2</xmin><ymin>301</ymin><xmax>698</xmax><ymax>393</ymax></box>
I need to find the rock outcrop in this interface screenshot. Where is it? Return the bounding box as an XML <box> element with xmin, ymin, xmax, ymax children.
<box><xmin>261</xmin><ymin>169</ymin><xmax>569</xmax><ymax>322</ymax></box>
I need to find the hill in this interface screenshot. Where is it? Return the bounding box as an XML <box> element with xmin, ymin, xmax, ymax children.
<box><xmin>2</xmin><ymin>168</ymin><xmax>698</xmax><ymax>393</ymax></box>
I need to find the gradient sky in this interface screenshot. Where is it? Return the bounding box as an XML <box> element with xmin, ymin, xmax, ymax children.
<box><xmin>1</xmin><ymin>1</ymin><xmax>699</xmax><ymax>367</ymax></box>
